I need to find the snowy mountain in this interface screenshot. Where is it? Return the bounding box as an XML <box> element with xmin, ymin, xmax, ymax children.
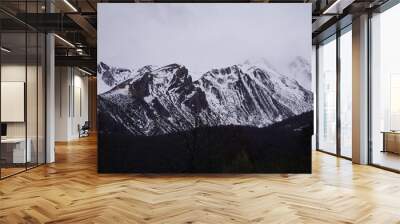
<box><xmin>98</xmin><ymin>61</ymin><xmax>313</xmax><ymax>136</ymax></box>
<box><xmin>288</xmin><ymin>56</ymin><xmax>312</xmax><ymax>90</ymax></box>
<box><xmin>97</xmin><ymin>62</ymin><xmax>137</xmax><ymax>94</ymax></box>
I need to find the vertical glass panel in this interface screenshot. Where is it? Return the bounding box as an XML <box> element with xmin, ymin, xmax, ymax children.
<box><xmin>318</xmin><ymin>36</ymin><xmax>337</xmax><ymax>154</ymax></box>
<box><xmin>371</xmin><ymin>4</ymin><xmax>400</xmax><ymax>171</ymax></box>
<box><xmin>27</xmin><ymin>31</ymin><xmax>38</xmax><ymax>169</ymax></box>
<box><xmin>38</xmin><ymin>33</ymin><xmax>46</xmax><ymax>165</ymax></box>
<box><xmin>1</xmin><ymin>31</ymin><xmax>27</xmax><ymax>177</ymax></box>
<box><xmin>26</xmin><ymin>0</ymin><xmax>38</xmax><ymax>169</ymax></box>
<box><xmin>340</xmin><ymin>29</ymin><xmax>352</xmax><ymax>158</ymax></box>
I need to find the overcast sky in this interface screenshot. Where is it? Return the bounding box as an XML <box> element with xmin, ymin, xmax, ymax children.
<box><xmin>98</xmin><ymin>3</ymin><xmax>311</xmax><ymax>78</ymax></box>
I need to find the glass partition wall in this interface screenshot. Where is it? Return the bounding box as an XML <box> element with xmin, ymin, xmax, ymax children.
<box><xmin>0</xmin><ymin>3</ymin><xmax>46</xmax><ymax>179</ymax></box>
<box><xmin>0</xmin><ymin>31</ymin><xmax>27</xmax><ymax>177</ymax></box>
<box><xmin>316</xmin><ymin>26</ymin><xmax>353</xmax><ymax>159</ymax></box>
<box><xmin>370</xmin><ymin>3</ymin><xmax>400</xmax><ymax>171</ymax></box>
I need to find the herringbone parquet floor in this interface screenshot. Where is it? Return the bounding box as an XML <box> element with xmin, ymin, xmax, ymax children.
<box><xmin>1</xmin><ymin>135</ymin><xmax>400</xmax><ymax>224</ymax></box>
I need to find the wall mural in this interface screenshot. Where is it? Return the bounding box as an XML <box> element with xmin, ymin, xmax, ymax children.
<box><xmin>97</xmin><ymin>3</ymin><xmax>313</xmax><ymax>173</ymax></box>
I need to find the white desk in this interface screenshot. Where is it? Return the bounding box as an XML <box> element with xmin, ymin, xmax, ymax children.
<box><xmin>1</xmin><ymin>138</ymin><xmax>31</xmax><ymax>163</ymax></box>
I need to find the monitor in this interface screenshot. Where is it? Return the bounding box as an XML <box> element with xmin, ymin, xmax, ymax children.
<box><xmin>1</xmin><ymin>123</ymin><xmax>7</xmax><ymax>137</ymax></box>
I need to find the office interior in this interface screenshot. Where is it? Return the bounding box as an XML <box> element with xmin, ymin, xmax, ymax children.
<box><xmin>0</xmin><ymin>0</ymin><xmax>97</xmax><ymax>179</ymax></box>
<box><xmin>0</xmin><ymin>0</ymin><xmax>400</xmax><ymax>222</ymax></box>
<box><xmin>0</xmin><ymin>0</ymin><xmax>399</xmax><ymax>178</ymax></box>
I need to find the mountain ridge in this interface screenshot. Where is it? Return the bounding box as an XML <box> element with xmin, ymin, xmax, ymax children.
<box><xmin>98</xmin><ymin>60</ymin><xmax>313</xmax><ymax>136</ymax></box>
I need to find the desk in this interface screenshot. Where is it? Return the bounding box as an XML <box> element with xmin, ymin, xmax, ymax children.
<box><xmin>1</xmin><ymin>138</ymin><xmax>31</xmax><ymax>163</ymax></box>
<box><xmin>382</xmin><ymin>131</ymin><xmax>400</xmax><ymax>154</ymax></box>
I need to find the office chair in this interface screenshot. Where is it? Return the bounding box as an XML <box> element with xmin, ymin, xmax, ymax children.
<box><xmin>79</xmin><ymin>121</ymin><xmax>90</xmax><ymax>138</ymax></box>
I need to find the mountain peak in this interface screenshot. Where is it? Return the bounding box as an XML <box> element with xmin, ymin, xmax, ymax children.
<box><xmin>168</xmin><ymin>66</ymin><xmax>193</xmax><ymax>92</ymax></box>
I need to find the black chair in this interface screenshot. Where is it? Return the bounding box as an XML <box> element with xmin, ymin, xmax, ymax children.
<box><xmin>79</xmin><ymin>121</ymin><xmax>90</xmax><ymax>138</ymax></box>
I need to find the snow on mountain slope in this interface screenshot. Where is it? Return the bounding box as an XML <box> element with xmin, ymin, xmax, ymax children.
<box><xmin>98</xmin><ymin>60</ymin><xmax>313</xmax><ymax>136</ymax></box>
<box><xmin>97</xmin><ymin>62</ymin><xmax>137</xmax><ymax>94</ymax></box>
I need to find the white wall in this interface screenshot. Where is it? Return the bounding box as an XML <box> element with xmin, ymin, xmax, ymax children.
<box><xmin>71</xmin><ymin>73</ymin><xmax>89</xmax><ymax>138</ymax></box>
<box><xmin>1</xmin><ymin>65</ymin><xmax>42</xmax><ymax>137</ymax></box>
<box><xmin>55</xmin><ymin>67</ymin><xmax>89</xmax><ymax>141</ymax></box>
<box><xmin>1</xmin><ymin>65</ymin><xmax>26</xmax><ymax>139</ymax></box>
<box><xmin>55</xmin><ymin>67</ymin><xmax>69</xmax><ymax>141</ymax></box>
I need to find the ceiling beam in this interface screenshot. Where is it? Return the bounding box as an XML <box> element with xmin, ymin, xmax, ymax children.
<box><xmin>67</xmin><ymin>13</ymin><xmax>97</xmax><ymax>40</ymax></box>
<box><xmin>55</xmin><ymin>55</ymin><xmax>96</xmax><ymax>70</ymax></box>
<box><xmin>322</xmin><ymin>0</ymin><xmax>356</xmax><ymax>14</ymax></box>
